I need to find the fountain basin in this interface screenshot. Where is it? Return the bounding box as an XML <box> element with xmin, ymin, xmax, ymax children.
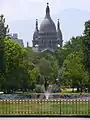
<box><xmin>0</xmin><ymin>93</ymin><xmax>90</xmax><ymax>100</ymax></box>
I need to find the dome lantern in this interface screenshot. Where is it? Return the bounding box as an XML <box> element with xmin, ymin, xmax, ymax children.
<box><xmin>45</xmin><ymin>3</ymin><xmax>50</xmax><ymax>18</ymax></box>
<box><xmin>39</xmin><ymin>3</ymin><xmax>56</xmax><ymax>33</ymax></box>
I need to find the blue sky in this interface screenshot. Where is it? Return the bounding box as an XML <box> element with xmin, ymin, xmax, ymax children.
<box><xmin>0</xmin><ymin>0</ymin><xmax>90</xmax><ymax>46</ymax></box>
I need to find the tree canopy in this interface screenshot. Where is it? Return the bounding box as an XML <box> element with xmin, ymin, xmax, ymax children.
<box><xmin>0</xmin><ymin>15</ymin><xmax>90</xmax><ymax>93</ymax></box>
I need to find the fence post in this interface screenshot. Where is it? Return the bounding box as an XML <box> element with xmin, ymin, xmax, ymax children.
<box><xmin>60</xmin><ymin>99</ymin><xmax>61</xmax><ymax>115</ymax></box>
<box><xmin>88</xmin><ymin>99</ymin><xmax>90</xmax><ymax>115</ymax></box>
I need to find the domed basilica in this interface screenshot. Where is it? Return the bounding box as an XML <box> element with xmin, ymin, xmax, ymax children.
<box><xmin>32</xmin><ymin>3</ymin><xmax>63</xmax><ymax>52</ymax></box>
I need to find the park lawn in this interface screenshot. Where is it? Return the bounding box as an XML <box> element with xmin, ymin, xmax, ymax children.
<box><xmin>0</xmin><ymin>99</ymin><xmax>89</xmax><ymax>115</ymax></box>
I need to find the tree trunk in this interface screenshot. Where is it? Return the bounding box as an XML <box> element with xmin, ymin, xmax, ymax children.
<box><xmin>88</xmin><ymin>85</ymin><xmax>90</xmax><ymax>92</ymax></box>
<box><xmin>77</xmin><ymin>86</ymin><xmax>80</xmax><ymax>92</ymax></box>
<box><xmin>88</xmin><ymin>75</ymin><xmax>90</xmax><ymax>93</ymax></box>
<box><xmin>72</xmin><ymin>87</ymin><xmax>74</xmax><ymax>92</ymax></box>
<box><xmin>80</xmin><ymin>87</ymin><xmax>83</xmax><ymax>93</ymax></box>
<box><xmin>44</xmin><ymin>77</ymin><xmax>48</xmax><ymax>91</ymax></box>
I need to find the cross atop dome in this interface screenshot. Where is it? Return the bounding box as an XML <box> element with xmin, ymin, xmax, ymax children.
<box><xmin>47</xmin><ymin>2</ymin><xmax>49</xmax><ymax>6</ymax></box>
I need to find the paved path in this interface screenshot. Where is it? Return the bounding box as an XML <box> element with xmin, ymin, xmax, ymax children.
<box><xmin>0</xmin><ymin>117</ymin><xmax>89</xmax><ymax>120</ymax></box>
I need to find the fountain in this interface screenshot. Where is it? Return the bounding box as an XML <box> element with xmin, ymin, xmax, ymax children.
<box><xmin>40</xmin><ymin>83</ymin><xmax>56</xmax><ymax>99</ymax></box>
<box><xmin>45</xmin><ymin>91</ymin><xmax>50</xmax><ymax>100</ymax></box>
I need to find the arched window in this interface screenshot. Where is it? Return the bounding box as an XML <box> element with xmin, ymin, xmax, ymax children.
<box><xmin>49</xmin><ymin>40</ymin><xmax>52</xmax><ymax>44</ymax></box>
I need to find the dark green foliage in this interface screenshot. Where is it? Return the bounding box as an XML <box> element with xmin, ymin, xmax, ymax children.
<box><xmin>0</xmin><ymin>14</ymin><xmax>9</xmax><ymax>39</ymax></box>
<box><xmin>83</xmin><ymin>21</ymin><xmax>90</xmax><ymax>72</ymax></box>
<box><xmin>0</xmin><ymin>15</ymin><xmax>9</xmax><ymax>72</ymax></box>
<box><xmin>0</xmin><ymin>39</ymin><xmax>4</xmax><ymax>72</ymax></box>
<box><xmin>1</xmin><ymin>40</ymin><xmax>28</xmax><ymax>93</ymax></box>
<box><xmin>83</xmin><ymin>20</ymin><xmax>90</xmax><ymax>92</ymax></box>
<box><xmin>60</xmin><ymin>51</ymin><xmax>89</xmax><ymax>92</ymax></box>
<box><xmin>0</xmin><ymin>14</ymin><xmax>90</xmax><ymax>93</ymax></box>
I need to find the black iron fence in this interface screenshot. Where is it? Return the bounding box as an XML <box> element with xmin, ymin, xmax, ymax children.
<box><xmin>0</xmin><ymin>99</ymin><xmax>90</xmax><ymax>116</ymax></box>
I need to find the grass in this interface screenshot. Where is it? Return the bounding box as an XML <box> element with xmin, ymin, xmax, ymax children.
<box><xmin>0</xmin><ymin>99</ymin><xmax>89</xmax><ymax>115</ymax></box>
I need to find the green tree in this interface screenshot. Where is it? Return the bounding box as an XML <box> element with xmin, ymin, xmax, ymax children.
<box><xmin>1</xmin><ymin>39</ymin><xmax>27</xmax><ymax>93</ymax></box>
<box><xmin>37</xmin><ymin>58</ymin><xmax>52</xmax><ymax>90</ymax></box>
<box><xmin>0</xmin><ymin>15</ymin><xmax>9</xmax><ymax>72</ymax></box>
<box><xmin>22</xmin><ymin>47</ymin><xmax>41</xmax><ymax>92</ymax></box>
<box><xmin>37</xmin><ymin>53</ymin><xmax>59</xmax><ymax>90</ymax></box>
<box><xmin>64</xmin><ymin>36</ymin><xmax>83</xmax><ymax>52</ymax></box>
<box><xmin>83</xmin><ymin>20</ymin><xmax>90</xmax><ymax>92</ymax></box>
<box><xmin>55</xmin><ymin>36</ymin><xmax>83</xmax><ymax>69</ymax></box>
<box><xmin>60</xmin><ymin>51</ymin><xmax>89</xmax><ymax>92</ymax></box>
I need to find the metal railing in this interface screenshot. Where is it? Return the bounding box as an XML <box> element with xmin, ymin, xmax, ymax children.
<box><xmin>0</xmin><ymin>99</ymin><xmax>89</xmax><ymax>116</ymax></box>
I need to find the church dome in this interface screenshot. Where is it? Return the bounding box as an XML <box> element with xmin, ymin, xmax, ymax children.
<box><xmin>39</xmin><ymin>3</ymin><xmax>56</xmax><ymax>33</ymax></box>
<box><xmin>40</xmin><ymin>18</ymin><xmax>56</xmax><ymax>33</ymax></box>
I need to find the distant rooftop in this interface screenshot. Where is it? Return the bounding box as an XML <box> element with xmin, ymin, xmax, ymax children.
<box><xmin>11</xmin><ymin>33</ymin><xmax>24</xmax><ymax>47</ymax></box>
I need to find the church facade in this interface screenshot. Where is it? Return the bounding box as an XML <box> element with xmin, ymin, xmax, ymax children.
<box><xmin>32</xmin><ymin>3</ymin><xmax>63</xmax><ymax>52</ymax></box>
